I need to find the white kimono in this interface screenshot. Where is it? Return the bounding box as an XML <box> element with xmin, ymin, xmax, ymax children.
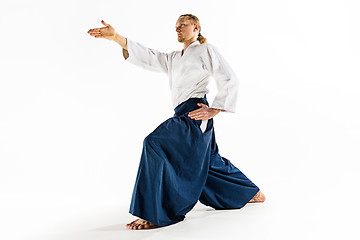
<box><xmin>123</xmin><ymin>39</ymin><xmax>239</xmax><ymax>113</ymax></box>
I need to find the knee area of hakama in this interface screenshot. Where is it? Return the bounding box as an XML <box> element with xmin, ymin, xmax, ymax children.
<box><xmin>199</xmin><ymin>155</ymin><xmax>260</xmax><ymax>210</ymax></box>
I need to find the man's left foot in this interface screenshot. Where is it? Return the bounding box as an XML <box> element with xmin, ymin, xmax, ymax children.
<box><xmin>248</xmin><ymin>190</ymin><xmax>266</xmax><ymax>203</ymax></box>
<box><xmin>126</xmin><ymin>218</ymin><xmax>158</xmax><ymax>230</ymax></box>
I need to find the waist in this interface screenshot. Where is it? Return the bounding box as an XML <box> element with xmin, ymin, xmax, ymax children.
<box><xmin>174</xmin><ymin>96</ymin><xmax>208</xmax><ymax>117</ymax></box>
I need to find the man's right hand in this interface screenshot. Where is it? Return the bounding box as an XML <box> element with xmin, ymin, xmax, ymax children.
<box><xmin>88</xmin><ymin>20</ymin><xmax>116</xmax><ymax>41</ymax></box>
<box><xmin>88</xmin><ymin>20</ymin><xmax>127</xmax><ymax>50</ymax></box>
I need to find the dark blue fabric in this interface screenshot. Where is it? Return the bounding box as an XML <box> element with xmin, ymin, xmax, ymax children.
<box><xmin>129</xmin><ymin>96</ymin><xmax>260</xmax><ymax>226</ymax></box>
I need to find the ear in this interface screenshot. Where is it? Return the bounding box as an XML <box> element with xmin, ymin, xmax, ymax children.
<box><xmin>193</xmin><ymin>23</ymin><xmax>200</xmax><ymax>32</ymax></box>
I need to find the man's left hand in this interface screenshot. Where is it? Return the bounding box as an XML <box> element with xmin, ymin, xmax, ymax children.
<box><xmin>188</xmin><ymin>103</ymin><xmax>221</xmax><ymax>120</ymax></box>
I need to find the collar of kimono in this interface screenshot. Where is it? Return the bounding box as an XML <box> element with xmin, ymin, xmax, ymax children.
<box><xmin>188</xmin><ymin>40</ymin><xmax>200</xmax><ymax>48</ymax></box>
<box><xmin>182</xmin><ymin>40</ymin><xmax>200</xmax><ymax>55</ymax></box>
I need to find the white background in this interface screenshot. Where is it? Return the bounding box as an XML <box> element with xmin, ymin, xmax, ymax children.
<box><xmin>1</xmin><ymin>0</ymin><xmax>359</xmax><ymax>239</ymax></box>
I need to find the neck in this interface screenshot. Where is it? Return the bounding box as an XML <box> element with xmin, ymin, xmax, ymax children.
<box><xmin>183</xmin><ymin>39</ymin><xmax>197</xmax><ymax>53</ymax></box>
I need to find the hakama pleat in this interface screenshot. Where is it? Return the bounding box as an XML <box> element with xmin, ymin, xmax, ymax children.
<box><xmin>129</xmin><ymin>96</ymin><xmax>259</xmax><ymax>226</ymax></box>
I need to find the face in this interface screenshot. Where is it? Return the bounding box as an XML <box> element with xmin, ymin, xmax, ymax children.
<box><xmin>175</xmin><ymin>17</ymin><xmax>199</xmax><ymax>43</ymax></box>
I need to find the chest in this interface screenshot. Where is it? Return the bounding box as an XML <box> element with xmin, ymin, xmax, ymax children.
<box><xmin>170</xmin><ymin>50</ymin><xmax>208</xmax><ymax>78</ymax></box>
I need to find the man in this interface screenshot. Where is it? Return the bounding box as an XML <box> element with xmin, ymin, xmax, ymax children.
<box><xmin>88</xmin><ymin>14</ymin><xmax>265</xmax><ymax>230</ymax></box>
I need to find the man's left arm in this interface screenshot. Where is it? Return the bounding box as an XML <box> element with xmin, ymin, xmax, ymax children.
<box><xmin>207</xmin><ymin>45</ymin><xmax>239</xmax><ymax>114</ymax></box>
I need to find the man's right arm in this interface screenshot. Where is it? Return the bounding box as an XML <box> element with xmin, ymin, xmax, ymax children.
<box><xmin>120</xmin><ymin>39</ymin><xmax>169</xmax><ymax>73</ymax></box>
<box><xmin>88</xmin><ymin>21</ymin><xmax>168</xmax><ymax>73</ymax></box>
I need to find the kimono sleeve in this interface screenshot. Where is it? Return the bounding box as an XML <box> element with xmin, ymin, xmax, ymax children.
<box><xmin>206</xmin><ymin>44</ymin><xmax>239</xmax><ymax>113</ymax></box>
<box><xmin>123</xmin><ymin>38</ymin><xmax>169</xmax><ymax>73</ymax></box>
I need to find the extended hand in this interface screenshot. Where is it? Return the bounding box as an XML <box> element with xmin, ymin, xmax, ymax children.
<box><xmin>88</xmin><ymin>20</ymin><xmax>116</xmax><ymax>40</ymax></box>
<box><xmin>188</xmin><ymin>103</ymin><xmax>221</xmax><ymax>120</ymax></box>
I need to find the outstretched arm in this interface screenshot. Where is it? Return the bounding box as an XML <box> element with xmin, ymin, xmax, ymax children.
<box><xmin>88</xmin><ymin>20</ymin><xmax>167</xmax><ymax>71</ymax></box>
<box><xmin>87</xmin><ymin>20</ymin><xmax>127</xmax><ymax>51</ymax></box>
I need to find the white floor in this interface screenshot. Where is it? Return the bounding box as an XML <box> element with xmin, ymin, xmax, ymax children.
<box><xmin>1</xmin><ymin>181</ymin><xmax>358</xmax><ymax>240</ymax></box>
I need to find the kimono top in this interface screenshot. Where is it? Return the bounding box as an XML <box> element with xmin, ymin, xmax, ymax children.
<box><xmin>123</xmin><ymin>39</ymin><xmax>239</xmax><ymax>113</ymax></box>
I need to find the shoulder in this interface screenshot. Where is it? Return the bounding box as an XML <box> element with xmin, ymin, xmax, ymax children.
<box><xmin>195</xmin><ymin>43</ymin><xmax>221</xmax><ymax>55</ymax></box>
<box><xmin>193</xmin><ymin>43</ymin><xmax>224</xmax><ymax>61</ymax></box>
<box><xmin>193</xmin><ymin>42</ymin><xmax>215</xmax><ymax>50</ymax></box>
<box><xmin>201</xmin><ymin>42</ymin><xmax>216</xmax><ymax>48</ymax></box>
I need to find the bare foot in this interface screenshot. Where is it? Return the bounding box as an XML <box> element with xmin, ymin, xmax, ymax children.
<box><xmin>126</xmin><ymin>218</ymin><xmax>158</xmax><ymax>230</ymax></box>
<box><xmin>248</xmin><ymin>190</ymin><xmax>266</xmax><ymax>203</ymax></box>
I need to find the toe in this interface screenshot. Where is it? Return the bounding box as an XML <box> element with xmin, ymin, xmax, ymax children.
<box><xmin>126</xmin><ymin>219</ymin><xmax>139</xmax><ymax>229</ymax></box>
<box><xmin>126</xmin><ymin>218</ymin><xmax>157</xmax><ymax>230</ymax></box>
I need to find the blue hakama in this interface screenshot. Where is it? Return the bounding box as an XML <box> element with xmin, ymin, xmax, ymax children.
<box><xmin>129</xmin><ymin>96</ymin><xmax>260</xmax><ymax>226</ymax></box>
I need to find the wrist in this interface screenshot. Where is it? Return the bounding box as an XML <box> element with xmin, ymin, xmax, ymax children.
<box><xmin>212</xmin><ymin>108</ymin><xmax>221</xmax><ymax>113</ymax></box>
<box><xmin>112</xmin><ymin>33</ymin><xmax>127</xmax><ymax>49</ymax></box>
<box><xmin>111</xmin><ymin>32</ymin><xmax>119</xmax><ymax>42</ymax></box>
<box><xmin>209</xmin><ymin>108</ymin><xmax>221</xmax><ymax>118</ymax></box>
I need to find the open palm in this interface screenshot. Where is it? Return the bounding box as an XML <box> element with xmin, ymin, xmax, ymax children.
<box><xmin>87</xmin><ymin>20</ymin><xmax>116</xmax><ymax>40</ymax></box>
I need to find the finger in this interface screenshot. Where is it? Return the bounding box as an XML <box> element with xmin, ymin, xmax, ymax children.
<box><xmin>189</xmin><ymin>112</ymin><xmax>206</xmax><ymax>120</ymax></box>
<box><xmin>188</xmin><ymin>110</ymin><xmax>197</xmax><ymax>115</ymax></box>
<box><xmin>90</xmin><ymin>34</ymin><xmax>104</xmax><ymax>38</ymax></box>
<box><xmin>188</xmin><ymin>110</ymin><xmax>201</xmax><ymax>118</ymax></box>
<box><xmin>101</xmin><ymin>20</ymin><xmax>110</xmax><ymax>27</ymax></box>
<box><xmin>188</xmin><ymin>104</ymin><xmax>207</xmax><ymax>116</ymax></box>
<box><xmin>190</xmin><ymin>108</ymin><xmax>205</xmax><ymax>114</ymax></box>
<box><xmin>88</xmin><ymin>28</ymin><xmax>101</xmax><ymax>34</ymax></box>
<box><xmin>194</xmin><ymin>116</ymin><xmax>208</xmax><ymax>120</ymax></box>
<box><xmin>197</xmin><ymin>103</ymin><xmax>208</xmax><ymax>108</ymax></box>
<box><xmin>90</xmin><ymin>34</ymin><xmax>103</xmax><ymax>38</ymax></box>
<box><xmin>188</xmin><ymin>112</ymin><xmax>197</xmax><ymax>119</ymax></box>
<box><xmin>194</xmin><ymin>110</ymin><xmax>206</xmax><ymax>118</ymax></box>
<box><xmin>88</xmin><ymin>32</ymin><xmax>102</xmax><ymax>36</ymax></box>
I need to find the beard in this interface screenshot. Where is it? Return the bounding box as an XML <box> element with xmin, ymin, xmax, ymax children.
<box><xmin>177</xmin><ymin>34</ymin><xmax>185</xmax><ymax>43</ymax></box>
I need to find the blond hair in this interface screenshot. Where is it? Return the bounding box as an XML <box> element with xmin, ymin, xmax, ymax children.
<box><xmin>179</xmin><ymin>14</ymin><xmax>208</xmax><ymax>44</ymax></box>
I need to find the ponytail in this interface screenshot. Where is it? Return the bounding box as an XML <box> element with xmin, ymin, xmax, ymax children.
<box><xmin>197</xmin><ymin>32</ymin><xmax>207</xmax><ymax>44</ymax></box>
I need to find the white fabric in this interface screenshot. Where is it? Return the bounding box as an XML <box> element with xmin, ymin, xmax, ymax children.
<box><xmin>124</xmin><ymin>39</ymin><xmax>239</xmax><ymax>113</ymax></box>
<box><xmin>200</xmin><ymin>120</ymin><xmax>208</xmax><ymax>133</ymax></box>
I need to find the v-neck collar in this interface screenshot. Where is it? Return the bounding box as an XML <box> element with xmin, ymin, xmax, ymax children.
<box><xmin>181</xmin><ymin>41</ymin><xmax>200</xmax><ymax>57</ymax></box>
